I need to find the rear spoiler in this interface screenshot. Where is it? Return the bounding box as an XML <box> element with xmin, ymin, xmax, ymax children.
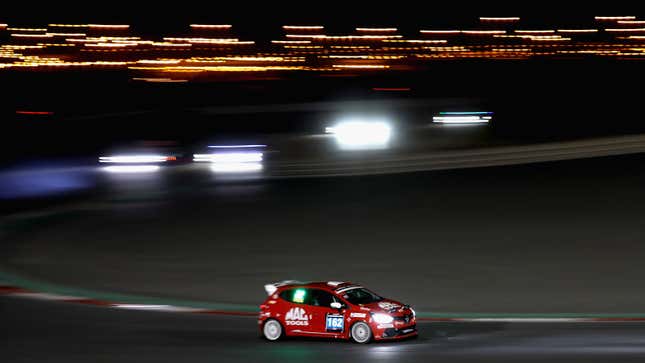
<box><xmin>263</xmin><ymin>280</ymin><xmax>304</xmax><ymax>295</ymax></box>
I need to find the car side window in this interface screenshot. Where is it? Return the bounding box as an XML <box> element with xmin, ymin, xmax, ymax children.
<box><xmin>279</xmin><ymin>288</ymin><xmax>312</xmax><ymax>304</ymax></box>
<box><xmin>310</xmin><ymin>289</ymin><xmax>339</xmax><ymax>307</ymax></box>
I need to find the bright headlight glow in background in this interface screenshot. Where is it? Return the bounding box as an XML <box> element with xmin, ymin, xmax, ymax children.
<box><xmin>98</xmin><ymin>155</ymin><xmax>169</xmax><ymax>163</ymax></box>
<box><xmin>327</xmin><ymin>120</ymin><xmax>392</xmax><ymax>150</ymax></box>
<box><xmin>193</xmin><ymin>152</ymin><xmax>263</xmax><ymax>163</ymax></box>
<box><xmin>194</xmin><ymin>146</ymin><xmax>264</xmax><ymax>174</ymax></box>
<box><xmin>433</xmin><ymin>111</ymin><xmax>493</xmax><ymax>124</ymax></box>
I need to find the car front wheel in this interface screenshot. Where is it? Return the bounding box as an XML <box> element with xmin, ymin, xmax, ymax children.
<box><xmin>263</xmin><ymin>319</ymin><xmax>283</xmax><ymax>341</ymax></box>
<box><xmin>350</xmin><ymin>322</ymin><xmax>372</xmax><ymax>343</ymax></box>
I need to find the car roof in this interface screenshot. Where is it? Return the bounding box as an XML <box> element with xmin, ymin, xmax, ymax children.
<box><xmin>277</xmin><ymin>281</ymin><xmax>362</xmax><ymax>293</ymax></box>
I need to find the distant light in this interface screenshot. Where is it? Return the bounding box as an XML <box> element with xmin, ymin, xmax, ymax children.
<box><xmin>480</xmin><ymin>17</ymin><xmax>520</xmax><ymax>22</ymax></box>
<box><xmin>328</xmin><ymin>120</ymin><xmax>392</xmax><ymax>150</ymax></box>
<box><xmin>433</xmin><ymin>115</ymin><xmax>492</xmax><ymax>124</ymax></box>
<box><xmin>7</xmin><ymin>27</ymin><xmax>47</xmax><ymax>32</ymax></box>
<box><xmin>515</xmin><ymin>30</ymin><xmax>556</xmax><ymax>34</ymax></box>
<box><xmin>88</xmin><ymin>24</ymin><xmax>130</xmax><ymax>29</ymax></box>
<box><xmin>605</xmin><ymin>28</ymin><xmax>645</xmax><ymax>32</ymax></box>
<box><xmin>283</xmin><ymin>25</ymin><xmax>324</xmax><ymax>30</ymax></box>
<box><xmin>102</xmin><ymin>165</ymin><xmax>160</xmax><ymax>173</ymax></box>
<box><xmin>356</xmin><ymin>27</ymin><xmax>398</xmax><ymax>32</ymax></box>
<box><xmin>420</xmin><ymin>30</ymin><xmax>460</xmax><ymax>34</ymax></box>
<box><xmin>440</xmin><ymin>111</ymin><xmax>493</xmax><ymax>115</ymax></box>
<box><xmin>98</xmin><ymin>155</ymin><xmax>168</xmax><ymax>163</ymax></box>
<box><xmin>271</xmin><ymin>40</ymin><xmax>311</xmax><ymax>44</ymax></box>
<box><xmin>595</xmin><ymin>16</ymin><xmax>636</xmax><ymax>21</ymax></box>
<box><xmin>190</xmin><ymin>24</ymin><xmax>232</xmax><ymax>29</ymax></box>
<box><xmin>16</xmin><ymin>110</ymin><xmax>53</xmax><ymax>115</ymax></box>
<box><xmin>11</xmin><ymin>33</ymin><xmax>53</xmax><ymax>38</ymax></box>
<box><xmin>462</xmin><ymin>30</ymin><xmax>506</xmax><ymax>35</ymax></box>
<box><xmin>618</xmin><ymin>20</ymin><xmax>645</xmax><ymax>25</ymax></box>
<box><xmin>194</xmin><ymin>152</ymin><xmax>263</xmax><ymax>163</ymax></box>
<box><xmin>557</xmin><ymin>29</ymin><xmax>599</xmax><ymax>33</ymax></box>
<box><xmin>207</xmin><ymin>144</ymin><xmax>266</xmax><ymax>148</ymax></box>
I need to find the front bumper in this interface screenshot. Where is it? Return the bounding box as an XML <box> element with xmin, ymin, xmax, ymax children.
<box><xmin>373</xmin><ymin>322</ymin><xmax>417</xmax><ymax>340</ymax></box>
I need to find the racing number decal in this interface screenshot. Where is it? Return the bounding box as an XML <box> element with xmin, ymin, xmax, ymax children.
<box><xmin>326</xmin><ymin>314</ymin><xmax>344</xmax><ymax>332</ymax></box>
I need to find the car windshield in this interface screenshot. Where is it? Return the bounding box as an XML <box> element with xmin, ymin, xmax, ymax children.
<box><xmin>342</xmin><ymin>288</ymin><xmax>383</xmax><ymax>305</ymax></box>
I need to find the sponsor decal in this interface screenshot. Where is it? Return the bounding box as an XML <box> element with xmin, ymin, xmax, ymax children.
<box><xmin>285</xmin><ymin>307</ymin><xmax>311</xmax><ymax>326</ymax></box>
<box><xmin>378</xmin><ymin>301</ymin><xmax>401</xmax><ymax>311</ymax></box>
<box><xmin>326</xmin><ymin>314</ymin><xmax>345</xmax><ymax>332</ymax></box>
<box><xmin>377</xmin><ymin>323</ymin><xmax>394</xmax><ymax>329</ymax></box>
<box><xmin>350</xmin><ymin>312</ymin><xmax>367</xmax><ymax>318</ymax></box>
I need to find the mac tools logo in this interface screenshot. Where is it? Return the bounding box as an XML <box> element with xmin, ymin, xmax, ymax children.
<box><xmin>285</xmin><ymin>307</ymin><xmax>311</xmax><ymax>326</ymax></box>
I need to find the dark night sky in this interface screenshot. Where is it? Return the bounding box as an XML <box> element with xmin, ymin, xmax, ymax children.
<box><xmin>3</xmin><ymin>1</ymin><xmax>642</xmax><ymax>34</ymax></box>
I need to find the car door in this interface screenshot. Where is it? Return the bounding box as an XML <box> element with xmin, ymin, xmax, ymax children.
<box><xmin>308</xmin><ymin>289</ymin><xmax>346</xmax><ymax>337</ymax></box>
<box><xmin>278</xmin><ymin>288</ymin><xmax>315</xmax><ymax>336</ymax></box>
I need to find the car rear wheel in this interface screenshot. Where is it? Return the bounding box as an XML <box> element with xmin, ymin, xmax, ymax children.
<box><xmin>263</xmin><ymin>319</ymin><xmax>283</xmax><ymax>341</ymax></box>
<box><xmin>350</xmin><ymin>322</ymin><xmax>372</xmax><ymax>344</ymax></box>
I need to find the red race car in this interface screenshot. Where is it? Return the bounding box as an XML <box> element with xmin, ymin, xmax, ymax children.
<box><xmin>259</xmin><ymin>280</ymin><xmax>417</xmax><ymax>343</ymax></box>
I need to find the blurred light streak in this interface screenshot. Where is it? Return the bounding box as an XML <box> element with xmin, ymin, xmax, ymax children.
<box><xmin>420</xmin><ymin>30</ymin><xmax>460</xmax><ymax>34</ymax></box>
<box><xmin>132</xmin><ymin>77</ymin><xmax>188</xmax><ymax>83</ymax></box>
<box><xmin>16</xmin><ymin>110</ymin><xmax>53</xmax><ymax>115</ymax></box>
<box><xmin>283</xmin><ymin>25</ymin><xmax>324</xmax><ymax>30</ymax></box>
<box><xmin>595</xmin><ymin>16</ymin><xmax>636</xmax><ymax>21</ymax></box>
<box><xmin>618</xmin><ymin>20</ymin><xmax>645</xmax><ymax>25</ymax></box>
<box><xmin>383</xmin><ymin>39</ymin><xmax>447</xmax><ymax>43</ymax></box>
<box><xmin>605</xmin><ymin>28</ymin><xmax>645</xmax><ymax>32</ymax></box>
<box><xmin>356</xmin><ymin>27</ymin><xmax>398</xmax><ymax>32</ymax></box>
<box><xmin>271</xmin><ymin>40</ymin><xmax>311</xmax><ymax>44</ymax></box>
<box><xmin>193</xmin><ymin>152</ymin><xmax>263</xmax><ymax>163</ymax></box>
<box><xmin>85</xmin><ymin>43</ymin><xmax>135</xmax><ymax>47</ymax></box>
<box><xmin>136</xmin><ymin>59</ymin><xmax>182</xmax><ymax>64</ymax></box>
<box><xmin>433</xmin><ymin>116</ymin><xmax>491</xmax><ymax>124</ymax></box>
<box><xmin>88</xmin><ymin>24</ymin><xmax>130</xmax><ymax>29</ymax></box>
<box><xmin>480</xmin><ymin>17</ymin><xmax>520</xmax><ymax>22</ymax></box>
<box><xmin>516</xmin><ymin>30</ymin><xmax>556</xmax><ymax>34</ymax></box>
<box><xmin>11</xmin><ymin>33</ymin><xmax>53</xmax><ymax>38</ymax></box>
<box><xmin>208</xmin><ymin>145</ymin><xmax>267</xmax><ymax>148</ymax></box>
<box><xmin>462</xmin><ymin>30</ymin><xmax>506</xmax><ymax>35</ymax></box>
<box><xmin>433</xmin><ymin>112</ymin><xmax>492</xmax><ymax>124</ymax></box>
<box><xmin>328</xmin><ymin>120</ymin><xmax>392</xmax><ymax>150</ymax></box>
<box><xmin>98</xmin><ymin>155</ymin><xmax>169</xmax><ymax>163</ymax></box>
<box><xmin>7</xmin><ymin>27</ymin><xmax>47</xmax><ymax>31</ymax></box>
<box><xmin>47</xmin><ymin>32</ymin><xmax>86</xmax><ymax>37</ymax></box>
<box><xmin>332</xmin><ymin>65</ymin><xmax>388</xmax><ymax>69</ymax></box>
<box><xmin>48</xmin><ymin>24</ymin><xmax>89</xmax><ymax>27</ymax></box>
<box><xmin>190</xmin><ymin>24</ymin><xmax>232</xmax><ymax>29</ymax></box>
<box><xmin>102</xmin><ymin>165</ymin><xmax>160</xmax><ymax>173</ymax></box>
<box><xmin>557</xmin><ymin>29</ymin><xmax>599</xmax><ymax>33</ymax></box>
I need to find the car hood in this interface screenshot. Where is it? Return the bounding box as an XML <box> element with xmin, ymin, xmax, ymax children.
<box><xmin>359</xmin><ymin>298</ymin><xmax>408</xmax><ymax>313</ymax></box>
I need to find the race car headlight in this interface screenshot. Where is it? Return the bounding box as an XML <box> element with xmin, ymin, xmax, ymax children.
<box><xmin>372</xmin><ymin>313</ymin><xmax>394</xmax><ymax>324</ymax></box>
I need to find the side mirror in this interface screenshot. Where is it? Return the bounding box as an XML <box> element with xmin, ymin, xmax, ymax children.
<box><xmin>330</xmin><ymin>302</ymin><xmax>342</xmax><ymax>309</ymax></box>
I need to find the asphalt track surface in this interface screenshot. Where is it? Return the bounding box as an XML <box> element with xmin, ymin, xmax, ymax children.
<box><xmin>4</xmin><ymin>296</ymin><xmax>645</xmax><ymax>363</ymax></box>
<box><xmin>2</xmin><ymin>149</ymin><xmax>645</xmax><ymax>314</ymax></box>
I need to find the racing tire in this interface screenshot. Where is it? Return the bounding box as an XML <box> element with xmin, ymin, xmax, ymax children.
<box><xmin>263</xmin><ymin>319</ymin><xmax>283</xmax><ymax>341</ymax></box>
<box><xmin>350</xmin><ymin>322</ymin><xmax>373</xmax><ymax>344</ymax></box>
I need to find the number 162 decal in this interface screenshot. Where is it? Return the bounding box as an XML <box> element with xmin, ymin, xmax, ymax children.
<box><xmin>326</xmin><ymin>314</ymin><xmax>344</xmax><ymax>332</ymax></box>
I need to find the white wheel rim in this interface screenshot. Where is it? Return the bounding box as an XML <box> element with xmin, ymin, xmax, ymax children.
<box><xmin>264</xmin><ymin>321</ymin><xmax>281</xmax><ymax>341</ymax></box>
<box><xmin>353</xmin><ymin>323</ymin><xmax>370</xmax><ymax>343</ymax></box>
